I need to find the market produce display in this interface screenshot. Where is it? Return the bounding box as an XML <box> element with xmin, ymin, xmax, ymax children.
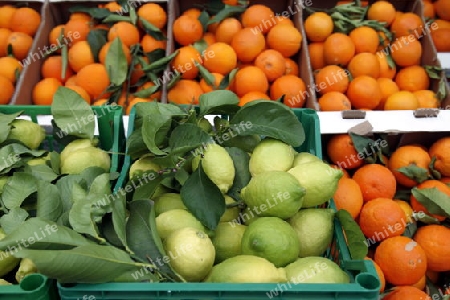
<box><xmin>425</xmin><ymin>0</ymin><xmax>450</xmax><ymax>52</ymax></box>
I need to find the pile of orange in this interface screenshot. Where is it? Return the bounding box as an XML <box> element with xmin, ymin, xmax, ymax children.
<box><xmin>0</xmin><ymin>5</ymin><xmax>41</xmax><ymax>104</ymax></box>
<box><xmin>32</xmin><ymin>2</ymin><xmax>168</xmax><ymax>114</ymax></box>
<box><xmin>305</xmin><ymin>0</ymin><xmax>444</xmax><ymax>111</ymax></box>
<box><xmin>167</xmin><ymin>2</ymin><xmax>308</xmax><ymax>107</ymax></box>
<box><xmin>328</xmin><ymin>134</ymin><xmax>450</xmax><ymax>298</ymax></box>
<box><xmin>424</xmin><ymin>0</ymin><xmax>450</xmax><ymax>52</ymax></box>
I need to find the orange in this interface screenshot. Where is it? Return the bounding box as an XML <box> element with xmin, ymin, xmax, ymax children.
<box><xmin>284</xmin><ymin>58</ymin><xmax>299</xmax><ymax>76</ymax></box>
<box><xmin>0</xmin><ymin>56</ymin><xmax>22</xmax><ymax>84</ymax></box>
<box><xmin>141</xmin><ymin>34</ymin><xmax>166</xmax><ymax>53</ymax></box>
<box><xmin>394</xmin><ymin>200</ymin><xmax>414</xmax><ymax>224</ymax></box>
<box><xmin>108</xmin><ymin>21</ymin><xmax>140</xmax><ymax>47</ymax></box>
<box><xmin>66</xmin><ymin>85</ymin><xmax>91</xmax><ymax>104</ymax></box>
<box><xmin>353</xmin><ymin>164</ymin><xmax>397</xmax><ymax>202</ymax></box>
<box><xmin>0</xmin><ymin>5</ymin><xmax>17</xmax><ymax>29</ymax></box>
<box><xmin>409</xmin><ymin>180</ymin><xmax>450</xmax><ymax>222</ymax></box>
<box><xmin>240</xmin><ymin>4</ymin><xmax>275</xmax><ymax>34</ymax></box>
<box><xmin>254</xmin><ymin>49</ymin><xmax>286</xmax><ymax>82</ymax></box>
<box><xmin>308</xmin><ymin>42</ymin><xmax>325</xmax><ymax>71</ymax></box>
<box><xmin>304</xmin><ymin>12</ymin><xmax>334</xmax><ymax>42</ymax></box>
<box><xmin>314</xmin><ymin>65</ymin><xmax>349</xmax><ymax>95</ymax></box>
<box><xmin>377</xmin><ymin>52</ymin><xmax>397</xmax><ymax>79</ymax></box>
<box><xmin>137</xmin><ymin>3</ymin><xmax>167</xmax><ymax>30</ymax></box>
<box><xmin>323</xmin><ymin>33</ymin><xmax>355</xmax><ymax>66</ymax></box>
<box><xmin>202</xmin><ymin>32</ymin><xmax>216</xmax><ymax>46</ymax></box>
<box><xmin>239</xmin><ymin>91</ymin><xmax>270</xmax><ymax>106</ymax></box>
<box><xmin>167</xmin><ymin>79</ymin><xmax>203</xmax><ymax>105</ymax></box>
<box><xmin>318</xmin><ymin>91</ymin><xmax>351</xmax><ymax>111</ymax></box>
<box><xmin>32</xmin><ymin>78</ymin><xmax>62</xmax><ymax>105</ymax></box>
<box><xmin>347</xmin><ymin>75</ymin><xmax>382</xmax><ymax>110</ymax></box>
<box><xmin>231</xmin><ymin>28</ymin><xmax>265</xmax><ymax>62</ymax></box>
<box><xmin>203</xmin><ymin>42</ymin><xmax>237</xmax><ymax>75</ymax></box>
<box><xmin>384</xmin><ymin>91</ymin><xmax>419</xmax><ymax>110</ymax></box>
<box><xmin>349</xmin><ymin>26</ymin><xmax>379</xmax><ymax>54</ymax></box>
<box><xmin>270</xmin><ymin>75</ymin><xmax>307</xmax><ymax>108</ymax></box>
<box><xmin>391</xmin><ymin>12</ymin><xmax>424</xmax><ymax>38</ymax></box>
<box><xmin>364</xmin><ymin>257</ymin><xmax>386</xmax><ymax>292</ymax></box>
<box><xmin>136</xmin><ymin>82</ymin><xmax>161</xmax><ymax>100</ymax></box>
<box><xmin>183</xmin><ymin>8</ymin><xmax>202</xmax><ymax>19</ymax></box>
<box><xmin>69</xmin><ymin>12</ymin><xmax>91</xmax><ymax>22</ymax></box>
<box><xmin>388</xmin><ymin>145</ymin><xmax>431</xmax><ymax>188</ymax></box>
<box><xmin>98</xmin><ymin>41</ymin><xmax>131</xmax><ymax>65</ymax></box>
<box><xmin>64</xmin><ymin>75</ymin><xmax>77</xmax><ymax>87</ymax></box>
<box><xmin>429</xmin><ymin>137</ymin><xmax>450</xmax><ymax>177</ymax></box>
<box><xmin>434</xmin><ymin>0</ymin><xmax>450</xmax><ymax>21</ymax></box>
<box><xmin>171</xmin><ymin>45</ymin><xmax>201</xmax><ymax>80</ymax></box>
<box><xmin>9</xmin><ymin>7</ymin><xmax>41</xmax><ymax>37</ymax></box>
<box><xmin>199</xmin><ymin>73</ymin><xmax>226</xmax><ymax>93</ymax></box>
<box><xmin>64</xmin><ymin>19</ymin><xmax>92</xmax><ymax>45</ymax></box>
<box><xmin>215</xmin><ymin>18</ymin><xmax>242</xmax><ymax>44</ymax></box>
<box><xmin>126</xmin><ymin>98</ymin><xmax>151</xmax><ymax>115</ymax></box>
<box><xmin>423</xmin><ymin>0</ymin><xmax>435</xmax><ymax>19</ymax></box>
<box><xmin>173</xmin><ymin>15</ymin><xmax>203</xmax><ymax>46</ymax></box>
<box><xmin>409</xmin><ymin>274</ymin><xmax>426</xmax><ymax>291</ymax></box>
<box><xmin>276</xmin><ymin>17</ymin><xmax>294</xmax><ymax>27</ymax></box>
<box><xmin>326</xmin><ymin>134</ymin><xmax>364</xmax><ymax>169</ymax></box>
<box><xmin>431</xmin><ymin>28</ymin><xmax>450</xmax><ymax>52</ymax></box>
<box><xmin>383</xmin><ymin>286</ymin><xmax>431</xmax><ymax>300</ymax></box>
<box><xmin>76</xmin><ymin>63</ymin><xmax>111</xmax><ymax>100</ymax></box>
<box><xmin>333</xmin><ymin>177</ymin><xmax>364</xmax><ymax>219</ymax></box>
<box><xmin>0</xmin><ymin>75</ymin><xmax>14</xmax><ymax>105</ymax></box>
<box><xmin>395</xmin><ymin>65</ymin><xmax>429</xmax><ymax>92</ymax></box>
<box><xmin>68</xmin><ymin>41</ymin><xmax>95</xmax><ymax>73</ymax></box>
<box><xmin>367</xmin><ymin>0</ymin><xmax>396</xmax><ymax>26</ymax></box>
<box><xmin>347</xmin><ymin>53</ymin><xmax>380</xmax><ymax>78</ymax></box>
<box><xmin>359</xmin><ymin>198</ymin><xmax>407</xmax><ymax>242</ymax></box>
<box><xmin>7</xmin><ymin>32</ymin><xmax>33</xmax><ymax>60</ymax></box>
<box><xmin>0</xmin><ymin>28</ymin><xmax>11</xmax><ymax>57</ymax></box>
<box><xmin>266</xmin><ymin>24</ymin><xmax>302</xmax><ymax>58</ymax></box>
<box><xmin>48</xmin><ymin>25</ymin><xmax>65</xmax><ymax>53</ymax></box>
<box><xmin>390</xmin><ymin>37</ymin><xmax>422</xmax><ymax>67</ymax></box>
<box><xmin>41</xmin><ymin>56</ymin><xmax>73</xmax><ymax>84</ymax></box>
<box><xmin>101</xmin><ymin>2</ymin><xmax>122</xmax><ymax>13</ymax></box>
<box><xmin>234</xmin><ymin>66</ymin><xmax>269</xmax><ymax>97</ymax></box>
<box><xmin>414</xmin><ymin>90</ymin><xmax>440</xmax><ymax>109</ymax></box>
<box><xmin>431</xmin><ymin>19</ymin><xmax>450</xmax><ymax>30</ymax></box>
<box><xmin>414</xmin><ymin>225</ymin><xmax>450</xmax><ymax>272</ymax></box>
<box><xmin>207</xmin><ymin>17</ymin><xmax>219</xmax><ymax>34</ymax></box>
<box><xmin>377</xmin><ymin>78</ymin><xmax>399</xmax><ymax>110</ymax></box>
<box><xmin>92</xmin><ymin>99</ymin><xmax>108</xmax><ymax>106</ymax></box>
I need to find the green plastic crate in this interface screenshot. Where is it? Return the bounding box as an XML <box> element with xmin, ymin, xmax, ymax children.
<box><xmin>57</xmin><ymin>108</ymin><xmax>381</xmax><ymax>300</ymax></box>
<box><xmin>0</xmin><ymin>274</ymin><xmax>57</xmax><ymax>300</ymax></box>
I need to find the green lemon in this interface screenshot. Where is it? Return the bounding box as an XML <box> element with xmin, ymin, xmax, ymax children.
<box><xmin>7</xmin><ymin>119</ymin><xmax>45</xmax><ymax>150</ymax></box>
<box><xmin>153</xmin><ymin>193</ymin><xmax>186</xmax><ymax>216</ymax></box>
<box><xmin>220</xmin><ymin>195</ymin><xmax>240</xmax><ymax>222</ymax></box>
<box><xmin>155</xmin><ymin>209</ymin><xmax>205</xmax><ymax>240</ymax></box>
<box><xmin>212</xmin><ymin>222</ymin><xmax>247</xmax><ymax>264</ymax></box>
<box><xmin>292</xmin><ymin>152</ymin><xmax>322</xmax><ymax>167</ymax></box>
<box><xmin>152</xmin><ymin>184</ymin><xmax>172</xmax><ymax>198</ymax></box>
<box><xmin>240</xmin><ymin>171</ymin><xmax>306</xmax><ymax>219</ymax></box>
<box><xmin>129</xmin><ymin>154</ymin><xmax>161</xmax><ymax>179</ymax></box>
<box><xmin>285</xmin><ymin>257</ymin><xmax>350</xmax><ymax>284</ymax></box>
<box><xmin>288</xmin><ymin>161</ymin><xmax>343</xmax><ymax>208</ymax></box>
<box><xmin>164</xmin><ymin>227</ymin><xmax>215</xmax><ymax>282</ymax></box>
<box><xmin>289</xmin><ymin>208</ymin><xmax>335</xmax><ymax>257</ymax></box>
<box><xmin>27</xmin><ymin>153</ymin><xmax>50</xmax><ymax>166</ymax></box>
<box><xmin>242</xmin><ymin>206</ymin><xmax>260</xmax><ymax>225</ymax></box>
<box><xmin>241</xmin><ymin>217</ymin><xmax>299</xmax><ymax>267</ymax></box>
<box><xmin>204</xmin><ymin>255</ymin><xmax>287</xmax><ymax>283</ymax></box>
<box><xmin>249</xmin><ymin>138</ymin><xmax>295</xmax><ymax>177</ymax></box>
<box><xmin>61</xmin><ymin>146</ymin><xmax>110</xmax><ymax>175</ymax></box>
<box><xmin>60</xmin><ymin>139</ymin><xmax>95</xmax><ymax>162</ymax></box>
<box><xmin>192</xmin><ymin>143</ymin><xmax>235</xmax><ymax>193</ymax></box>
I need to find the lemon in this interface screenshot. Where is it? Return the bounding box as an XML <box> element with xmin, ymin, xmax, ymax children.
<box><xmin>220</xmin><ymin>195</ymin><xmax>240</xmax><ymax>222</ymax></box>
<box><xmin>129</xmin><ymin>154</ymin><xmax>161</xmax><ymax>179</ymax></box>
<box><xmin>7</xmin><ymin>119</ymin><xmax>45</xmax><ymax>150</ymax></box>
<box><xmin>153</xmin><ymin>193</ymin><xmax>186</xmax><ymax>216</ymax></box>
<box><xmin>192</xmin><ymin>143</ymin><xmax>235</xmax><ymax>193</ymax></box>
<box><xmin>240</xmin><ymin>171</ymin><xmax>306</xmax><ymax>219</ymax></box>
<box><xmin>61</xmin><ymin>147</ymin><xmax>110</xmax><ymax>175</ymax></box>
<box><xmin>242</xmin><ymin>206</ymin><xmax>260</xmax><ymax>225</ymax></box>
<box><xmin>288</xmin><ymin>161</ymin><xmax>343</xmax><ymax>208</ymax></box>
<box><xmin>155</xmin><ymin>209</ymin><xmax>205</xmax><ymax>240</ymax></box>
<box><xmin>289</xmin><ymin>208</ymin><xmax>335</xmax><ymax>257</ymax></box>
<box><xmin>241</xmin><ymin>217</ymin><xmax>299</xmax><ymax>267</ymax></box>
<box><xmin>164</xmin><ymin>227</ymin><xmax>215</xmax><ymax>282</ymax></box>
<box><xmin>212</xmin><ymin>222</ymin><xmax>247</xmax><ymax>264</ymax></box>
<box><xmin>249</xmin><ymin>138</ymin><xmax>296</xmax><ymax>176</ymax></box>
<box><xmin>292</xmin><ymin>152</ymin><xmax>322</xmax><ymax>167</ymax></box>
<box><xmin>204</xmin><ymin>255</ymin><xmax>287</xmax><ymax>283</ymax></box>
<box><xmin>60</xmin><ymin>139</ymin><xmax>95</xmax><ymax>162</ymax></box>
<box><xmin>285</xmin><ymin>257</ymin><xmax>350</xmax><ymax>284</ymax></box>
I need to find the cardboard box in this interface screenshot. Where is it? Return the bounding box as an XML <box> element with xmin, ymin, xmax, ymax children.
<box><xmin>4</xmin><ymin>0</ymin><xmax>47</xmax><ymax>105</ymax></box>
<box><xmin>169</xmin><ymin>0</ymin><xmax>318</xmax><ymax>109</ymax></box>
<box><xmin>11</xmin><ymin>0</ymin><xmax>170</xmax><ymax>105</ymax></box>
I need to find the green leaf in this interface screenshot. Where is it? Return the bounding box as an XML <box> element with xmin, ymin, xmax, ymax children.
<box><xmin>401</xmin><ymin>222</ymin><xmax>417</xmax><ymax>239</ymax></box>
<box><xmin>110</xmin><ymin>192</ymin><xmax>131</xmax><ymax>252</ymax></box>
<box><xmin>139</xmin><ymin>18</ymin><xmax>167</xmax><ymax>41</ymax></box>
<box><xmin>169</xmin><ymin>123</ymin><xmax>212</xmax><ymax>156</ymax></box>
<box><xmin>198</xmin><ymin>10</ymin><xmax>210</xmax><ymax>32</ymax></box>
<box><xmin>87</xmin><ymin>29</ymin><xmax>107</xmax><ymax>62</ymax></box>
<box><xmin>26</xmin><ymin>164</ymin><xmax>58</xmax><ymax>182</ymax></box>
<box><xmin>56</xmin><ymin>175</ymin><xmax>84</xmax><ymax>212</ymax></box>
<box><xmin>129</xmin><ymin>6</ymin><xmax>137</xmax><ymax>25</ymax></box>
<box><xmin>106</xmin><ymin>37</ymin><xmax>128</xmax><ymax>86</ymax></box>
<box><xmin>126</xmin><ymin>200</ymin><xmax>179</xmax><ymax>280</ymax></box>
<box><xmin>80</xmin><ymin>167</ymin><xmax>108</xmax><ymax>189</ymax></box>
<box><xmin>167</xmin><ymin>72</ymin><xmax>182</xmax><ymax>90</ymax></box>
<box><xmin>51</xmin><ymin>86</ymin><xmax>96</xmax><ymax>140</ymax></box>
<box><xmin>336</xmin><ymin>209</ymin><xmax>368</xmax><ymax>260</ymax></box>
<box><xmin>394</xmin><ymin>189</ymin><xmax>411</xmax><ymax>201</ymax></box>
<box><xmin>397</xmin><ymin>164</ymin><xmax>430</xmax><ymax>185</ymax></box>
<box><xmin>174</xmin><ymin>167</ymin><xmax>189</xmax><ymax>186</ymax></box>
<box><xmin>102</xmin><ymin>14</ymin><xmax>132</xmax><ymax>23</ymax></box>
<box><xmin>225</xmin><ymin>147</ymin><xmax>251</xmax><ymax>201</ymax></box>
<box><xmin>0</xmin><ymin>111</ymin><xmax>22</xmax><ymax>143</ymax></box>
<box><xmin>218</xmin><ymin>68</ymin><xmax>238</xmax><ymax>90</ymax></box>
<box><xmin>36</xmin><ymin>180</ymin><xmax>63</xmax><ymax>222</ymax></box>
<box><xmin>348</xmin><ymin>132</ymin><xmax>373</xmax><ymax>158</ymax></box>
<box><xmin>198</xmin><ymin>90</ymin><xmax>240</xmax><ymax>117</ymax></box>
<box><xmin>430</xmin><ymin>156</ymin><xmax>442</xmax><ymax>180</ymax></box>
<box><xmin>229</xmin><ymin>101</ymin><xmax>305</xmax><ymax>147</ymax></box>
<box><xmin>130</xmin><ymin>171</ymin><xmax>164</xmax><ymax>201</ymax></box>
<box><xmin>142</xmin><ymin>114</ymin><xmax>171</xmax><ymax>156</ymax></box>
<box><xmin>0</xmin><ymin>208</ymin><xmax>29</xmax><ymax>235</ymax></box>
<box><xmin>180</xmin><ymin>162</ymin><xmax>225</xmax><ymax>230</ymax></box>
<box><xmin>197</xmin><ymin>63</ymin><xmax>216</xmax><ymax>87</ymax></box>
<box><xmin>133</xmin><ymin>84</ymin><xmax>160</xmax><ymax>98</ymax></box>
<box><xmin>412</xmin><ymin>187</ymin><xmax>450</xmax><ymax>219</ymax></box>
<box><xmin>49</xmin><ymin>152</ymin><xmax>61</xmax><ymax>174</ymax></box>
<box><xmin>145</xmin><ymin>49</ymin><xmax>166</xmax><ymax>62</ymax></box>
<box><xmin>208</xmin><ymin>5</ymin><xmax>246</xmax><ymax>24</ymax></box>
<box><xmin>192</xmin><ymin>40</ymin><xmax>208</xmax><ymax>55</ymax></box>
<box><xmin>15</xmin><ymin>244</ymin><xmax>144</xmax><ymax>284</ymax></box>
<box><xmin>0</xmin><ymin>143</ymin><xmax>46</xmax><ymax>174</ymax></box>
<box><xmin>143</xmin><ymin>50</ymin><xmax>179</xmax><ymax>73</ymax></box>
<box><xmin>126</xmin><ymin>128</ymin><xmax>149</xmax><ymax>160</ymax></box>
<box><xmin>2</xmin><ymin>173</ymin><xmax>37</xmax><ymax>209</ymax></box>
